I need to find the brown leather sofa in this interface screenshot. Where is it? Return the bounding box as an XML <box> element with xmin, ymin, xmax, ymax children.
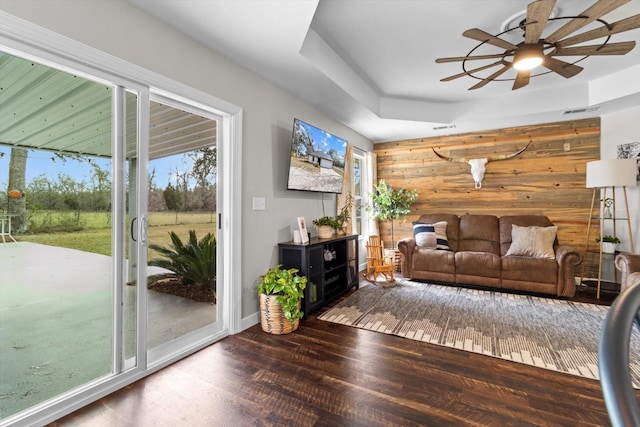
<box><xmin>397</xmin><ymin>214</ymin><xmax>582</xmax><ymax>297</ymax></box>
<box><xmin>615</xmin><ymin>253</ymin><xmax>640</xmax><ymax>292</ymax></box>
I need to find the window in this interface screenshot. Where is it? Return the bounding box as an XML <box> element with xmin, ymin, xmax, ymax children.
<box><xmin>353</xmin><ymin>149</ymin><xmax>367</xmax><ymax>236</ymax></box>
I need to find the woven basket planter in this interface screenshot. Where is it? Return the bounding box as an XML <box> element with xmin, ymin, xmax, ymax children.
<box><xmin>317</xmin><ymin>225</ymin><xmax>334</xmax><ymax>239</ymax></box>
<box><xmin>260</xmin><ymin>293</ymin><xmax>300</xmax><ymax>335</ymax></box>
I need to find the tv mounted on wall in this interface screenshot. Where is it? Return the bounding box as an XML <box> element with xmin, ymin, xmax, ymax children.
<box><xmin>287</xmin><ymin>118</ymin><xmax>348</xmax><ymax>194</ymax></box>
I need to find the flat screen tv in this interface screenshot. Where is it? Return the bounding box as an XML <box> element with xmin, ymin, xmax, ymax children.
<box><xmin>287</xmin><ymin>118</ymin><xmax>348</xmax><ymax>194</ymax></box>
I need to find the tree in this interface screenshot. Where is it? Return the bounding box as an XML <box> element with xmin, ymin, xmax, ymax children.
<box><xmin>188</xmin><ymin>147</ymin><xmax>217</xmax><ymax>212</ymax></box>
<box><xmin>7</xmin><ymin>148</ymin><xmax>28</xmax><ymax>232</ymax></box>
<box><xmin>188</xmin><ymin>147</ymin><xmax>217</xmax><ymax>189</ymax></box>
<box><xmin>369</xmin><ymin>180</ymin><xmax>418</xmax><ymax>248</ymax></box>
<box><xmin>163</xmin><ymin>183</ymin><xmax>182</xmax><ymax>223</ymax></box>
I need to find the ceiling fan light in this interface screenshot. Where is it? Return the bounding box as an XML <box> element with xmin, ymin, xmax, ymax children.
<box><xmin>513</xmin><ymin>44</ymin><xmax>544</xmax><ymax>71</ymax></box>
<box><xmin>513</xmin><ymin>55</ymin><xmax>543</xmax><ymax>70</ymax></box>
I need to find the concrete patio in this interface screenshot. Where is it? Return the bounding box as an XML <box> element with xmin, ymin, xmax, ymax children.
<box><xmin>0</xmin><ymin>242</ymin><xmax>215</xmax><ymax>419</ymax></box>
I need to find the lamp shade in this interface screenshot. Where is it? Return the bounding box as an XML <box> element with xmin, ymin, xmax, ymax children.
<box><xmin>586</xmin><ymin>159</ymin><xmax>637</xmax><ymax>188</ymax></box>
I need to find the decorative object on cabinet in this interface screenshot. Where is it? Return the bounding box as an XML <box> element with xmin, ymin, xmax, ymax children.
<box><xmin>297</xmin><ymin>216</ymin><xmax>309</xmax><ymax>244</ymax></box>
<box><xmin>279</xmin><ymin>234</ymin><xmax>358</xmax><ymax>317</ymax></box>
<box><xmin>257</xmin><ymin>264</ymin><xmax>307</xmax><ymax>334</ymax></box>
<box><xmin>364</xmin><ymin>235</ymin><xmax>396</xmax><ymax>286</ymax></box>
<box><xmin>312</xmin><ymin>216</ymin><xmax>338</xmax><ymax>239</ymax></box>
<box><xmin>581</xmin><ymin>159</ymin><xmax>637</xmax><ymax>299</ymax></box>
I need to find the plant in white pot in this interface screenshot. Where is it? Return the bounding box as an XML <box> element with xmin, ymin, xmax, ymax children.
<box><xmin>596</xmin><ymin>235</ymin><xmax>621</xmax><ymax>254</ymax></box>
<box><xmin>258</xmin><ymin>265</ymin><xmax>307</xmax><ymax>335</ymax></box>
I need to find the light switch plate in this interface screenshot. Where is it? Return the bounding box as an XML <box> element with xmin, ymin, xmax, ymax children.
<box><xmin>252</xmin><ymin>197</ymin><xmax>266</xmax><ymax>211</ymax></box>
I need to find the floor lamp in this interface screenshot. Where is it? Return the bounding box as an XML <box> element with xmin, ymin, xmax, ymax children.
<box><xmin>582</xmin><ymin>159</ymin><xmax>637</xmax><ymax>299</ymax></box>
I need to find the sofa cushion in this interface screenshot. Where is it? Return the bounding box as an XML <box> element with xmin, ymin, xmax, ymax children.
<box><xmin>413</xmin><ymin>221</ymin><xmax>449</xmax><ymax>250</ymax></box>
<box><xmin>455</xmin><ymin>251</ymin><xmax>501</xmax><ymax>278</ymax></box>
<box><xmin>412</xmin><ymin>247</ymin><xmax>455</xmax><ymax>274</ymax></box>
<box><xmin>505</xmin><ymin>224</ymin><xmax>558</xmax><ymax>259</ymax></box>
<box><xmin>457</xmin><ymin>215</ymin><xmax>500</xmax><ymax>255</ymax></box>
<box><xmin>502</xmin><ymin>256</ymin><xmax>557</xmax><ymax>284</ymax></box>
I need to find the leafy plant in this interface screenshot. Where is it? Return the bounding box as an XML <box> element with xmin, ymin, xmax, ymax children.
<box><xmin>148</xmin><ymin>230</ymin><xmax>217</xmax><ymax>297</ymax></box>
<box><xmin>335</xmin><ymin>193</ymin><xmax>354</xmax><ymax>229</ymax></box>
<box><xmin>313</xmin><ymin>216</ymin><xmax>340</xmax><ymax>229</ymax></box>
<box><xmin>368</xmin><ymin>179</ymin><xmax>419</xmax><ymax>247</ymax></box>
<box><xmin>596</xmin><ymin>235</ymin><xmax>621</xmax><ymax>244</ymax></box>
<box><xmin>258</xmin><ymin>264</ymin><xmax>307</xmax><ymax>321</ymax></box>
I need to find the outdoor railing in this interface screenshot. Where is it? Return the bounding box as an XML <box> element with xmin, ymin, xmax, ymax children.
<box><xmin>599</xmin><ymin>283</ymin><xmax>640</xmax><ymax>427</ymax></box>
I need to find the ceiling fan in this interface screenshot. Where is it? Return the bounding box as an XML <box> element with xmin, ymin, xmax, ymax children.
<box><xmin>435</xmin><ymin>0</ymin><xmax>640</xmax><ymax>90</ymax></box>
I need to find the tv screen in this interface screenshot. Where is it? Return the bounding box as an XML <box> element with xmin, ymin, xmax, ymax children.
<box><xmin>287</xmin><ymin>118</ymin><xmax>348</xmax><ymax>194</ymax></box>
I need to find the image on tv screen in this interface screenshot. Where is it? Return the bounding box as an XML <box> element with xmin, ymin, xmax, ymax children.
<box><xmin>287</xmin><ymin>118</ymin><xmax>347</xmax><ymax>193</ymax></box>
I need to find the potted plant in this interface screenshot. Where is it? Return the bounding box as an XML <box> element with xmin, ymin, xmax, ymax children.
<box><xmin>258</xmin><ymin>264</ymin><xmax>307</xmax><ymax>334</ymax></box>
<box><xmin>335</xmin><ymin>193</ymin><xmax>354</xmax><ymax>235</ymax></box>
<box><xmin>596</xmin><ymin>235</ymin><xmax>621</xmax><ymax>254</ymax></box>
<box><xmin>368</xmin><ymin>179</ymin><xmax>419</xmax><ymax>250</ymax></box>
<box><xmin>313</xmin><ymin>216</ymin><xmax>339</xmax><ymax>239</ymax></box>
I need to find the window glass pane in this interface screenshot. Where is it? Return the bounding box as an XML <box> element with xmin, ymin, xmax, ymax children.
<box><xmin>0</xmin><ymin>52</ymin><xmax>113</xmax><ymax>419</ymax></box>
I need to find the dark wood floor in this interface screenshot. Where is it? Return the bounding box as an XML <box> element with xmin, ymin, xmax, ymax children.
<box><xmin>48</xmin><ymin>281</ymin><xmax>630</xmax><ymax>427</ymax></box>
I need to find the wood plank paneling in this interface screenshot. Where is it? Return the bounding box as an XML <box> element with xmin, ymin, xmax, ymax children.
<box><xmin>374</xmin><ymin>118</ymin><xmax>600</xmax><ymax>262</ymax></box>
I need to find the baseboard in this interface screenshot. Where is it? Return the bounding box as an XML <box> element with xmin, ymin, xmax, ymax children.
<box><xmin>240</xmin><ymin>312</ymin><xmax>259</xmax><ymax>332</ymax></box>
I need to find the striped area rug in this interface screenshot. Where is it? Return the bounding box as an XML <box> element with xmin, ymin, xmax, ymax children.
<box><xmin>319</xmin><ymin>279</ymin><xmax>640</xmax><ymax>384</ymax></box>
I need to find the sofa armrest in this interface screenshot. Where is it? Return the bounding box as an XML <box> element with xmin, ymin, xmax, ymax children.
<box><xmin>555</xmin><ymin>246</ymin><xmax>583</xmax><ymax>297</ymax></box>
<box><xmin>397</xmin><ymin>238</ymin><xmax>416</xmax><ymax>278</ymax></box>
<box><xmin>615</xmin><ymin>254</ymin><xmax>640</xmax><ymax>292</ymax></box>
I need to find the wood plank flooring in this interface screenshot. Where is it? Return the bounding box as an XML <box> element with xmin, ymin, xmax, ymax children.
<box><xmin>49</xmin><ymin>282</ymin><xmax>631</xmax><ymax>427</ymax></box>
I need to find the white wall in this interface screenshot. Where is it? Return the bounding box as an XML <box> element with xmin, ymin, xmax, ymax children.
<box><xmin>601</xmin><ymin>106</ymin><xmax>640</xmax><ymax>254</ymax></box>
<box><xmin>0</xmin><ymin>0</ymin><xmax>373</xmax><ymax>320</ymax></box>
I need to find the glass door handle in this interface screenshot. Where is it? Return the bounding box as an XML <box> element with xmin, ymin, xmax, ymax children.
<box><xmin>140</xmin><ymin>214</ymin><xmax>148</xmax><ymax>246</ymax></box>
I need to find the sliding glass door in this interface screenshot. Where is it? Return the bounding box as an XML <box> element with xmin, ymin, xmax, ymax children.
<box><xmin>0</xmin><ymin>43</ymin><xmax>229</xmax><ymax>425</ymax></box>
<box><xmin>0</xmin><ymin>52</ymin><xmax>116</xmax><ymax>418</ymax></box>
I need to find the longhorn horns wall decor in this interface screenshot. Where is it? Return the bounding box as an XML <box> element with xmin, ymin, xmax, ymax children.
<box><xmin>432</xmin><ymin>143</ymin><xmax>530</xmax><ymax>189</ymax></box>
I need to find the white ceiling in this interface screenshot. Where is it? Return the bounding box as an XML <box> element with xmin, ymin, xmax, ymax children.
<box><xmin>129</xmin><ymin>0</ymin><xmax>640</xmax><ymax>142</ymax></box>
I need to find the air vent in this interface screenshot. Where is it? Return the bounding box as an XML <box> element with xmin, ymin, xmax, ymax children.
<box><xmin>562</xmin><ymin>107</ymin><xmax>599</xmax><ymax>115</ymax></box>
<box><xmin>432</xmin><ymin>124</ymin><xmax>457</xmax><ymax>131</ymax></box>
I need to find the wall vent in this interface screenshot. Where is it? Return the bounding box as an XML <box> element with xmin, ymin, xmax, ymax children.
<box><xmin>432</xmin><ymin>124</ymin><xmax>457</xmax><ymax>130</ymax></box>
<box><xmin>562</xmin><ymin>107</ymin><xmax>599</xmax><ymax>115</ymax></box>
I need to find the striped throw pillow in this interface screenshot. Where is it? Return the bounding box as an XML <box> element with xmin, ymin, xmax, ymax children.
<box><xmin>413</xmin><ymin>221</ymin><xmax>449</xmax><ymax>250</ymax></box>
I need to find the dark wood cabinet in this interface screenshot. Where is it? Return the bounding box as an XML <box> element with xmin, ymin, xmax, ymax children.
<box><xmin>279</xmin><ymin>234</ymin><xmax>359</xmax><ymax>317</ymax></box>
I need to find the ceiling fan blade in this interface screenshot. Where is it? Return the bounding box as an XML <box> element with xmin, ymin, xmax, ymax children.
<box><xmin>545</xmin><ymin>0</ymin><xmax>629</xmax><ymax>44</ymax></box>
<box><xmin>469</xmin><ymin>65</ymin><xmax>511</xmax><ymax>90</ymax></box>
<box><xmin>554</xmin><ymin>41</ymin><xmax>636</xmax><ymax>56</ymax></box>
<box><xmin>435</xmin><ymin>53</ymin><xmax>507</xmax><ymax>63</ymax></box>
<box><xmin>556</xmin><ymin>14</ymin><xmax>640</xmax><ymax>48</ymax></box>
<box><xmin>463</xmin><ymin>28</ymin><xmax>518</xmax><ymax>50</ymax></box>
<box><xmin>512</xmin><ymin>69</ymin><xmax>531</xmax><ymax>90</ymax></box>
<box><xmin>441</xmin><ymin>61</ymin><xmax>505</xmax><ymax>81</ymax></box>
<box><xmin>543</xmin><ymin>56</ymin><xmax>583</xmax><ymax>78</ymax></box>
<box><xmin>524</xmin><ymin>0</ymin><xmax>556</xmax><ymax>44</ymax></box>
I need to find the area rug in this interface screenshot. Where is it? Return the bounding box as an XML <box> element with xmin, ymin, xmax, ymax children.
<box><xmin>319</xmin><ymin>279</ymin><xmax>640</xmax><ymax>385</ymax></box>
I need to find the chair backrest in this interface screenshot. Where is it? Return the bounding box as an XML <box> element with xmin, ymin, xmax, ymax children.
<box><xmin>366</xmin><ymin>235</ymin><xmax>384</xmax><ymax>264</ymax></box>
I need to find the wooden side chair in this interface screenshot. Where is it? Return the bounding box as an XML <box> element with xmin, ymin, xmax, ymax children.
<box><xmin>364</xmin><ymin>235</ymin><xmax>396</xmax><ymax>285</ymax></box>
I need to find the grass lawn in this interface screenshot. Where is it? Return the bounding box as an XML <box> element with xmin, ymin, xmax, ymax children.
<box><xmin>18</xmin><ymin>211</ymin><xmax>216</xmax><ymax>256</ymax></box>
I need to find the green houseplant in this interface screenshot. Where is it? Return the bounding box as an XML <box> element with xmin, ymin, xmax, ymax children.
<box><xmin>335</xmin><ymin>193</ymin><xmax>354</xmax><ymax>234</ymax></box>
<box><xmin>258</xmin><ymin>264</ymin><xmax>307</xmax><ymax>334</ymax></box>
<box><xmin>596</xmin><ymin>235</ymin><xmax>621</xmax><ymax>254</ymax></box>
<box><xmin>313</xmin><ymin>216</ymin><xmax>339</xmax><ymax>238</ymax></box>
<box><xmin>369</xmin><ymin>179</ymin><xmax>419</xmax><ymax>248</ymax></box>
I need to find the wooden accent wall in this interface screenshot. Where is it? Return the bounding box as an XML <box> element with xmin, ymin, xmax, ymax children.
<box><xmin>374</xmin><ymin>118</ymin><xmax>600</xmax><ymax>254</ymax></box>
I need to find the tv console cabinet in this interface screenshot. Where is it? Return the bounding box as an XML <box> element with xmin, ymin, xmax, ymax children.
<box><xmin>279</xmin><ymin>234</ymin><xmax>359</xmax><ymax>318</ymax></box>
